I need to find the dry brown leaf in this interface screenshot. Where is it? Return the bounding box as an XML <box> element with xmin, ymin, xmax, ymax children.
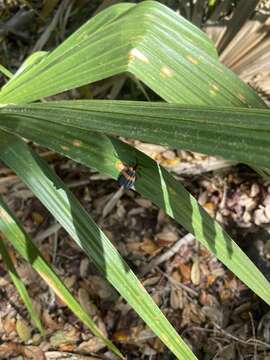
<box><xmin>191</xmin><ymin>257</ymin><xmax>201</xmax><ymax>286</ymax></box>
<box><xmin>0</xmin><ymin>342</ymin><xmax>23</xmax><ymax>358</ymax></box>
<box><xmin>42</xmin><ymin>309</ymin><xmax>59</xmax><ymax>331</ymax></box>
<box><xmin>79</xmin><ymin>258</ymin><xmax>89</xmax><ymax>278</ymax></box>
<box><xmin>152</xmin><ymin>337</ymin><xmax>165</xmax><ymax>353</ymax></box>
<box><xmin>58</xmin><ymin>343</ymin><xmax>76</xmax><ymax>352</ymax></box>
<box><xmin>126</xmin><ymin>241</ymin><xmax>141</xmax><ymax>253</ymax></box>
<box><xmin>112</xmin><ymin>329</ymin><xmax>132</xmax><ymax>343</ymax></box>
<box><xmin>49</xmin><ymin>328</ymin><xmax>78</xmax><ymax>347</ymax></box>
<box><xmin>162</xmin><ymin>150</ymin><xmax>176</xmax><ymax>160</ymax></box>
<box><xmin>23</xmin><ymin>345</ymin><xmax>45</xmax><ymax>360</ymax></box>
<box><xmin>88</xmin><ymin>276</ymin><xmax>118</xmax><ymax>301</ymax></box>
<box><xmin>78</xmin><ymin>288</ymin><xmax>97</xmax><ymax>317</ymax></box>
<box><xmin>16</xmin><ymin>319</ymin><xmax>32</xmax><ymax>342</ymax></box>
<box><xmin>202</xmin><ymin>306</ymin><xmax>223</xmax><ymax>325</ymax></box>
<box><xmin>135</xmin><ymin>198</ymin><xmax>152</xmax><ymax>208</ymax></box>
<box><xmin>64</xmin><ymin>275</ymin><xmax>76</xmax><ymax>289</ymax></box>
<box><xmin>142</xmin><ymin>276</ymin><xmax>161</xmax><ymax>287</ymax></box>
<box><xmin>140</xmin><ymin>237</ymin><xmax>158</xmax><ymax>255</ymax></box>
<box><xmin>203</xmin><ymin>202</ymin><xmax>216</xmax><ymax>216</ymax></box>
<box><xmin>155</xmin><ymin>231</ymin><xmax>178</xmax><ymax>246</ymax></box>
<box><xmin>3</xmin><ymin>316</ymin><xmax>16</xmax><ymax>336</ymax></box>
<box><xmin>78</xmin><ymin>337</ymin><xmax>105</xmax><ymax>353</ymax></box>
<box><xmin>32</xmin><ymin>212</ymin><xmax>44</xmax><ymax>225</ymax></box>
<box><xmin>160</xmin><ymin>158</ymin><xmax>180</xmax><ymax>167</ymax></box>
<box><xmin>178</xmin><ymin>263</ymin><xmax>191</xmax><ymax>284</ymax></box>
<box><xmin>170</xmin><ymin>288</ymin><xmax>183</xmax><ymax>310</ymax></box>
<box><xmin>198</xmin><ymin>191</ymin><xmax>208</xmax><ymax>206</ymax></box>
<box><xmin>265</xmin><ymin>204</ymin><xmax>270</xmax><ymax>220</ymax></box>
<box><xmin>171</xmin><ymin>270</ymin><xmax>182</xmax><ymax>283</ymax></box>
<box><xmin>254</xmin><ymin>207</ymin><xmax>269</xmax><ymax>225</ymax></box>
<box><xmin>250</xmin><ymin>183</ymin><xmax>260</xmax><ymax>197</ymax></box>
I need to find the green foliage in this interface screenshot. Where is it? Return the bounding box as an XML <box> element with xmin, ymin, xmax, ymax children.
<box><xmin>0</xmin><ymin>2</ymin><xmax>269</xmax><ymax>359</ymax></box>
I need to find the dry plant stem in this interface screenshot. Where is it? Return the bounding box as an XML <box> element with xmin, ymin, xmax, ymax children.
<box><xmin>159</xmin><ymin>269</ymin><xmax>198</xmax><ymax>297</ymax></box>
<box><xmin>190</xmin><ymin>325</ymin><xmax>270</xmax><ymax>350</ymax></box>
<box><xmin>32</xmin><ymin>0</ymin><xmax>69</xmax><ymax>51</ymax></box>
<box><xmin>34</xmin><ymin>223</ymin><xmax>61</xmax><ymax>243</ymax></box>
<box><xmin>102</xmin><ymin>187</ymin><xmax>125</xmax><ymax>218</ymax></box>
<box><xmin>108</xmin><ymin>75</ymin><xmax>127</xmax><ymax>99</ymax></box>
<box><xmin>52</xmin><ymin>230</ymin><xmax>59</xmax><ymax>265</ymax></box>
<box><xmin>0</xmin><ymin>174</ymin><xmax>19</xmax><ymax>186</ymax></box>
<box><xmin>67</xmin><ymin>179</ymin><xmax>90</xmax><ymax>188</ymax></box>
<box><xmin>249</xmin><ymin>312</ymin><xmax>258</xmax><ymax>359</ymax></box>
<box><xmin>140</xmin><ymin>233</ymin><xmax>195</xmax><ymax>276</ymax></box>
<box><xmin>171</xmin><ymin>158</ymin><xmax>234</xmax><ymax>176</ymax></box>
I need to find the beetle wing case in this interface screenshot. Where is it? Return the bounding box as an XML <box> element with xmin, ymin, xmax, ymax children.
<box><xmin>117</xmin><ymin>167</ymin><xmax>136</xmax><ymax>189</ymax></box>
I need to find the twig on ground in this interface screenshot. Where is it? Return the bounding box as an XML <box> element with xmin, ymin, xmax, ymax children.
<box><xmin>34</xmin><ymin>223</ymin><xmax>61</xmax><ymax>243</ymax></box>
<box><xmin>140</xmin><ymin>232</ymin><xmax>195</xmax><ymax>276</ymax></box>
<box><xmin>102</xmin><ymin>187</ymin><xmax>125</xmax><ymax>218</ymax></box>
<box><xmin>159</xmin><ymin>268</ymin><xmax>198</xmax><ymax>297</ymax></box>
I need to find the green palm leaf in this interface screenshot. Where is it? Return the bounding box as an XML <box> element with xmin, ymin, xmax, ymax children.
<box><xmin>0</xmin><ymin>2</ymin><xmax>265</xmax><ymax>108</ymax></box>
<box><xmin>0</xmin><ymin>108</ymin><xmax>269</xmax><ymax>307</ymax></box>
<box><xmin>1</xmin><ymin>2</ymin><xmax>269</xmax><ymax>359</ymax></box>
<box><xmin>0</xmin><ymin>130</ymin><xmax>197</xmax><ymax>360</ymax></box>
<box><xmin>1</xmin><ymin>101</ymin><xmax>270</xmax><ymax>168</ymax></box>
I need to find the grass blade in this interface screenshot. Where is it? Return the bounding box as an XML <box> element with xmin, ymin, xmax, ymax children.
<box><xmin>0</xmin><ymin>64</ymin><xmax>13</xmax><ymax>79</ymax></box>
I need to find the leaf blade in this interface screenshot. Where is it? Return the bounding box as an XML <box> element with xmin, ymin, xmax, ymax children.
<box><xmin>0</xmin><ymin>232</ymin><xmax>44</xmax><ymax>335</ymax></box>
<box><xmin>0</xmin><ymin>195</ymin><xmax>123</xmax><ymax>358</ymax></box>
<box><xmin>0</xmin><ymin>2</ymin><xmax>264</xmax><ymax>108</ymax></box>
<box><xmin>0</xmin><ymin>130</ymin><xmax>197</xmax><ymax>360</ymax></box>
<box><xmin>1</xmin><ymin>112</ymin><xmax>269</xmax><ymax>306</ymax></box>
<box><xmin>1</xmin><ymin>101</ymin><xmax>270</xmax><ymax>167</ymax></box>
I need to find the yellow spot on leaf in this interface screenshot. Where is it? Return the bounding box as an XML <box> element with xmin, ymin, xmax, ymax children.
<box><xmin>209</xmin><ymin>89</ymin><xmax>217</xmax><ymax>96</ymax></box>
<box><xmin>73</xmin><ymin>139</ymin><xmax>82</xmax><ymax>147</ymax></box>
<box><xmin>128</xmin><ymin>48</ymin><xmax>149</xmax><ymax>64</ymax></box>
<box><xmin>238</xmin><ymin>93</ymin><xmax>246</xmax><ymax>102</ymax></box>
<box><xmin>115</xmin><ymin>161</ymin><xmax>125</xmax><ymax>171</ymax></box>
<box><xmin>60</xmin><ymin>145</ymin><xmax>70</xmax><ymax>151</ymax></box>
<box><xmin>169</xmin><ymin>187</ymin><xmax>177</xmax><ymax>196</ymax></box>
<box><xmin>160</xmin><ymin>65</ymin><xmax>174</xmax><ymax>78</ymax></box>
<box><xmin>211</xmin><ymin>84</ymin><xmax>219</xmax><ymax>91</ymax></box>
<box><xmin>186</xmin><ymin>54</ymin><xmax>198</xmax><ymax>65</ymax></box>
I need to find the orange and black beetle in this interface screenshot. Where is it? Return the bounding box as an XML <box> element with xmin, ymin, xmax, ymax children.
<box><xmin>117</xmin><ymin>163</ymin><xmax>138</xmax><ymax>189</ymax></box>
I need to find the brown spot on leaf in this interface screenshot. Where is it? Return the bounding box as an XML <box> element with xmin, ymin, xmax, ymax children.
<box><xmin>73</xmin><ymin>139</ymin><xmax>82</xmax><ymax>147</ymax></box>
<box><xmin>238</xmin><ymin>93</ymin><xmax>246</xmax><ymax>102</ymax></box>
<box><xmin>60</xmin><ymin>145</ymin><xmax>70</xmax><ymax>151</ymax></box>
<box><xmin>115</xmin><ymin>161</ymin><xmax>125</xmax><ymax>171</ymax></box>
